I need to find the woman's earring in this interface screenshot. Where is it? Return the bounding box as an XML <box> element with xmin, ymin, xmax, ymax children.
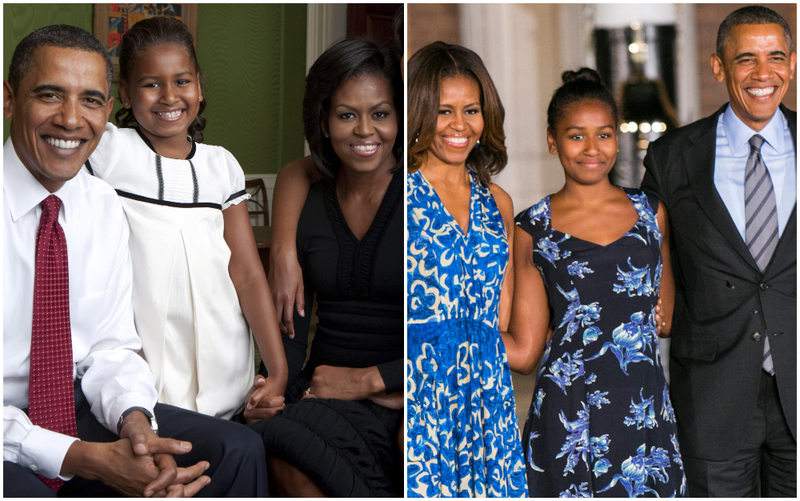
<box><xmin>474</xmin><ymin>139</ymin><xmax>480</xmax><ymax>148</ymax></box>
<box><xmin>414</xmin><ymin>131</ymin><xmax>419</xmax><ymax>144</ymax></box>
<box><xmin>324</xmin><ymin>132</ymin><xmax>330</xmax><ymax>138</ymax></box>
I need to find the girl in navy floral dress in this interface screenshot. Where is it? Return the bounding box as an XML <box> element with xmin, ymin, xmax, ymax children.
<box><xmin>506</xmin><ymin>68</ymin><xmax>686</xmax><ymax>497</ymax></box>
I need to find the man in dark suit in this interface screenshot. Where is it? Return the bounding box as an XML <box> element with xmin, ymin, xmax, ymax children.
<box><xmin>641</xmin><ymin>6</ymin><xmax>796</xmax><ymax>497</ymax></box>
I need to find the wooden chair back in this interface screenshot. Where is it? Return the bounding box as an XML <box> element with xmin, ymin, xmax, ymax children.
<box><xmin>244</xmin><ymin>178</ymin><xmax>269</xmax><ymax>226</ymax></box>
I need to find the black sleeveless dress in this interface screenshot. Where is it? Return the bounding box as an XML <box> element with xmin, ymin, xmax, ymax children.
<box><xmin>249</xmin><ymin>171</ymin><xmax>403</xmax><ymax>496</ymax></box>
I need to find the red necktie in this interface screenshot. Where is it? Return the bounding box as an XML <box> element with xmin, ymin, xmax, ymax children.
<box><xmin>27</xmin><ymin>195</ymin><xmax>78</xmax><ymax>490</ymax></box>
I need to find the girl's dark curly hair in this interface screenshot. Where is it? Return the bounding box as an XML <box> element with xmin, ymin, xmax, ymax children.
<box><xmin>303</xmin><ymin>38</ymin><xmax>403</xmax><ymax>178</ymax></box>
<box><xmin>115</xmin><ymin>16</ymin><xmax>207</xmax><ymax>143</ymax></box>
<box><xmin>407</xmin><ymin>41</ymin><xmax>507</xmax><ymax>185</ymax></box>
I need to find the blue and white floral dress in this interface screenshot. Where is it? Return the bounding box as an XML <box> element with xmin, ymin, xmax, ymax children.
<box><xmin>407</xmin><ymin>170</ymin><xmax>528</xmax><ymax>498</ymax></box>
<box><xmin>516</xmin><ymin>188</ymin><xmax>686</xmax><ymax>498</ymax></box>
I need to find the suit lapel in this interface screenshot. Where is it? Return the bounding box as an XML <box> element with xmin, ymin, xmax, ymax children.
<box><xmin>683</xmin><ymin>106</ymin><xmax>760</xmax><ymax>271</ymax></box>
<box><xmin>769</xmin><ymin>105</ymin><xmax>797</xmax><ymax>269</ymax></box>
<box><xmin>772</xmin><ymin>204</ymin><xmax>796</xmax><ymax>261</ymax></box>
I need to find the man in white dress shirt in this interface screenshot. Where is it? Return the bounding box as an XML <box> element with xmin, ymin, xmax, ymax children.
<box><xmin>3</xmin><ymin>24</ymin><xmax>267</xmax><ymax>497</ymax></box>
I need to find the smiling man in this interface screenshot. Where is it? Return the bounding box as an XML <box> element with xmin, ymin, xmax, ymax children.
<box><xmin>641</xmin><ymin>6</ymin><xmax>796</xmax><ymax>497</ymax></box>
<box><xmin>3</xmin><ymin>24</ymin><xmax>266</xmax><ymax>497</ymax></box>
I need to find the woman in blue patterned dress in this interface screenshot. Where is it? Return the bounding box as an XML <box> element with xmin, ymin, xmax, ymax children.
<box><xmin>507</xmin><ymin>68</ymin><xmax>686</xmax><ymax>497</ymax></box>
<box><xmin>406</xmin><ymin>42</ymin><xmax>528</xmax><ymax>497</ymax></box>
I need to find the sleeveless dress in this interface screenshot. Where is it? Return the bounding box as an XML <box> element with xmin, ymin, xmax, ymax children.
<box><xmin>515</xmin><ymin>188</ymin><xmax>686</xmax><ymax>498</ymax></box>
<box><xmin>407</xmin><ymin>170</ymin><xmax>528</xmax><ymax>498</ymax></box>
<box><xmin>249</xmin><ymin>171</ymin><xmax>403</xmax><ymax>496</ymax></box>
<box><xmin>86</xmin><ymin>124</ymin><xmax>253</xmax><ymax>419</ymax></box>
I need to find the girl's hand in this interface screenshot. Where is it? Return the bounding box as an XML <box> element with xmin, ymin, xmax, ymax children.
<box><xmin>268</xmin><ymin>250</ymin><xmax>305</xmax><ymax>339</ymax></box>
<box><xmin>655</xmin><ymin>297</ymin><xmax>667</xmax><ymax>337</ymax></box>
<box><xmin>243</xmin><ymin>375</ymin><xmax>286</xmax><ymax>423</ymax></box>
<box><xmin>302</xmin><ymin>365</ymin><xmax>383</xmax><ymax>402</ymax></box>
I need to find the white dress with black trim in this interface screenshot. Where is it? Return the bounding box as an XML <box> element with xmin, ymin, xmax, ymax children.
<box><xmin>86</xmin><ymin>123</ymin><xmax>252</xmax><ymax>419</ymax></box>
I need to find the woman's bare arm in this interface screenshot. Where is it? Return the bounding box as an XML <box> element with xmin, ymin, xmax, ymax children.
<box><xmin>490</xmin><ymin>183</ymin><xmax>515</xmax><ymax>332</ymax></box>
<box><xmin>269</xmin><ymin>156</ymin><xmax>322</xmax><ymax>337</ymax></box>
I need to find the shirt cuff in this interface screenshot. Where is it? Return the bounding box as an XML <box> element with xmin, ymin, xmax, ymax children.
<box><xmin>16</xmin><ymin>426</ymin><xmax>79</xmax><ymax>481</ymax></box>
<box><xmin>104</xmin><ymin>392</ymin><xmax>156</xmax><ymax>436</ymax></box>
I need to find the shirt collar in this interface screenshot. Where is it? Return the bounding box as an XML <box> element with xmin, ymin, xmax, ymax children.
<box><xmin>4</xmin><ymin>137</ymin><xmax>78</xmax><ymax>224</ymax></box>
<box><xmin>722</xmin><ymin>104</ymin><xmax>786</xmax><ymax>156</ymax></box>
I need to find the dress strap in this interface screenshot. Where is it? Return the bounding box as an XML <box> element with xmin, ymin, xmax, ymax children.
<box><xmin>514</xmin><ymin>196</ymin><xmax>551</xmax><ymax>240</ymax></box>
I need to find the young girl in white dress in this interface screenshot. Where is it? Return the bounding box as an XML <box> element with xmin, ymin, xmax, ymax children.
<box><xmin>86</xmin><ymin>16</ymin><xmax>287</xmax><ymax>420</ymax></box>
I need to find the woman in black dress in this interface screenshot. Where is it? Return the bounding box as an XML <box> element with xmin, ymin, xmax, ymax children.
<box><xmin>245</xmin><ymin>38</ymin><xmax>403</xmax><ymax>497</ymax></box>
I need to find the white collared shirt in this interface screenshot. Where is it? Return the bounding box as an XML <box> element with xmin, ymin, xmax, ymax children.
<box><xmin>3</xmin><ymin>138</ymin><xmax>158</xmax><ymax>480</ymax></box>
<box><xmin>714</xmin><ymin>105</ymin><xmax>797</xmax><ymax>239</ymax></box>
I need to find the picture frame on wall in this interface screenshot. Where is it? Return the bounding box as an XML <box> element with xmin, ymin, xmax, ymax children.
<box><xmin>93</xmin><ymin>3</ymin><xmax>198</xmax><ymax>81</ymax></box>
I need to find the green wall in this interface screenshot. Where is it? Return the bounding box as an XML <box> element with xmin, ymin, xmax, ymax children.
<box><xmin>3</xmin><ymin>3</ymin><xmax>306</xmax><ymax>174</ymax></box>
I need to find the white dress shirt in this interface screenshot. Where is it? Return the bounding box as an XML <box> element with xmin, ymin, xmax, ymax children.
<box><xmin>3</xmin><ymin>138</ymin><xmax>159</xmax><ymax>480</ymax></box>
<box><xmin>714</xmin><ymin>105</ymin><xmax>796</xmax><ymax>239</ymax></box>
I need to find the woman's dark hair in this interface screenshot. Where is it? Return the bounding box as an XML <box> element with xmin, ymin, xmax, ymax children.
<box><xmin>407</xmin><ymin>41</ymin><xmax>507</xmax><ymax>185</ymax></box>
<box><xmin>392</xmin><ymin>6</ymin><xmax>403</xmax><ymax>59</ymax></box>
<box><xmin>304</xmin><ymin>38</ymin><xmax>403</xmax><ymax>178</ymax></box>
<box><xmin>115</xmin><ymin>16</ymin><xmax>207</xmax><ymax>143</ymax></box>
<box><xmin>547</xmin><ymin>68</ymin><xmax>618</xmax><ymax>132</ymax></box>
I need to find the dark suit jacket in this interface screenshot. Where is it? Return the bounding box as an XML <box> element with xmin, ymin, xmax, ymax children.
<box><xmin>641</xmin><ymin>103</ymin><xmax>796</xmax><ymax>461</ymax></box>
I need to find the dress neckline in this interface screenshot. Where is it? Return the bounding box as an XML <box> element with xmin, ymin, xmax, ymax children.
<box><xmin>546</xmin><ymin>190</ymin><xmax>643</xmax><ymax>248</ymax></box>
<box><xmin>136</xmin><ymin>127</ymin><xmax>197</xmax><ymax>160</ymax></box>
<box><xmin>416</xmin><ymin>169</ymin><xmax>475</xmax><ymax>239</ymax></box>
<box><xmin>325</xmin><ymin>170</ymin><xmax>401</xmax><ymax>244</ymax></box>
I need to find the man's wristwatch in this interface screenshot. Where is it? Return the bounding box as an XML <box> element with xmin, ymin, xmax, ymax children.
<box><xmin>117</xmin><ymin>407</ymin><xmax>159</xmax><ymax>436</ymax></box>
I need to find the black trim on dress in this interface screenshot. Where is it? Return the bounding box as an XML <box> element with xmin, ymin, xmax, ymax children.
<box><xmin>189</xmin><ymin>160</ymin><xmax>199</xmax><ymax>203</ymax></box>
<box><xmin>115</xmin><ymin>190</ymin><xmax>222</xmax><ymax>210</ymax></box>
<box><xmin>135</xmin><ymin>127</ymin><xmax>196</xmax><ymax>159</ymax></box>
<box><xmin>226</xmin><ymin>189</ymin><xmax>248</xmax><ymax>203</ymax></box>
<box><xmin>156</xmin><ymin>155</ymin><xmax>164</xmax><ymax>200</ymax></box>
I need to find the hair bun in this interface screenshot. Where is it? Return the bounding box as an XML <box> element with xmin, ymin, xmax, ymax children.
<box><xmin>561</xmin><ymin>67</ymin><xmax>602</xmax><ymax>86</ymax></box>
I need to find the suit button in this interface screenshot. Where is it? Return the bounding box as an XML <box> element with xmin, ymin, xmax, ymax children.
<box><xmin>752</xmin><ymin>332</ymin><xmax>762</xmax><ymax>341</ymax></box>
<box><xmin>759</xmin><ymin>283</ymin><xmax>769</xmax><ymax>291</ymax></box>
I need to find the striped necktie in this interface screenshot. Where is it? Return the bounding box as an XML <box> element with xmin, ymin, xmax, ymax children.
<box><xmin>744</xmin><ymin>134</ymin><xmax>776</xmax><ymax>375</ymax></box>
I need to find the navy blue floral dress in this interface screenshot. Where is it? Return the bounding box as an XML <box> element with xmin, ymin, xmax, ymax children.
<box><xmin>515</xmin><ymin>188</ymin><xmax>686</xmax><ymax>498</ymax></box>
<box><xmin>407</xmin><ymin>170</ymin><xmax>528</xmax><ymax>497</ymax></box>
